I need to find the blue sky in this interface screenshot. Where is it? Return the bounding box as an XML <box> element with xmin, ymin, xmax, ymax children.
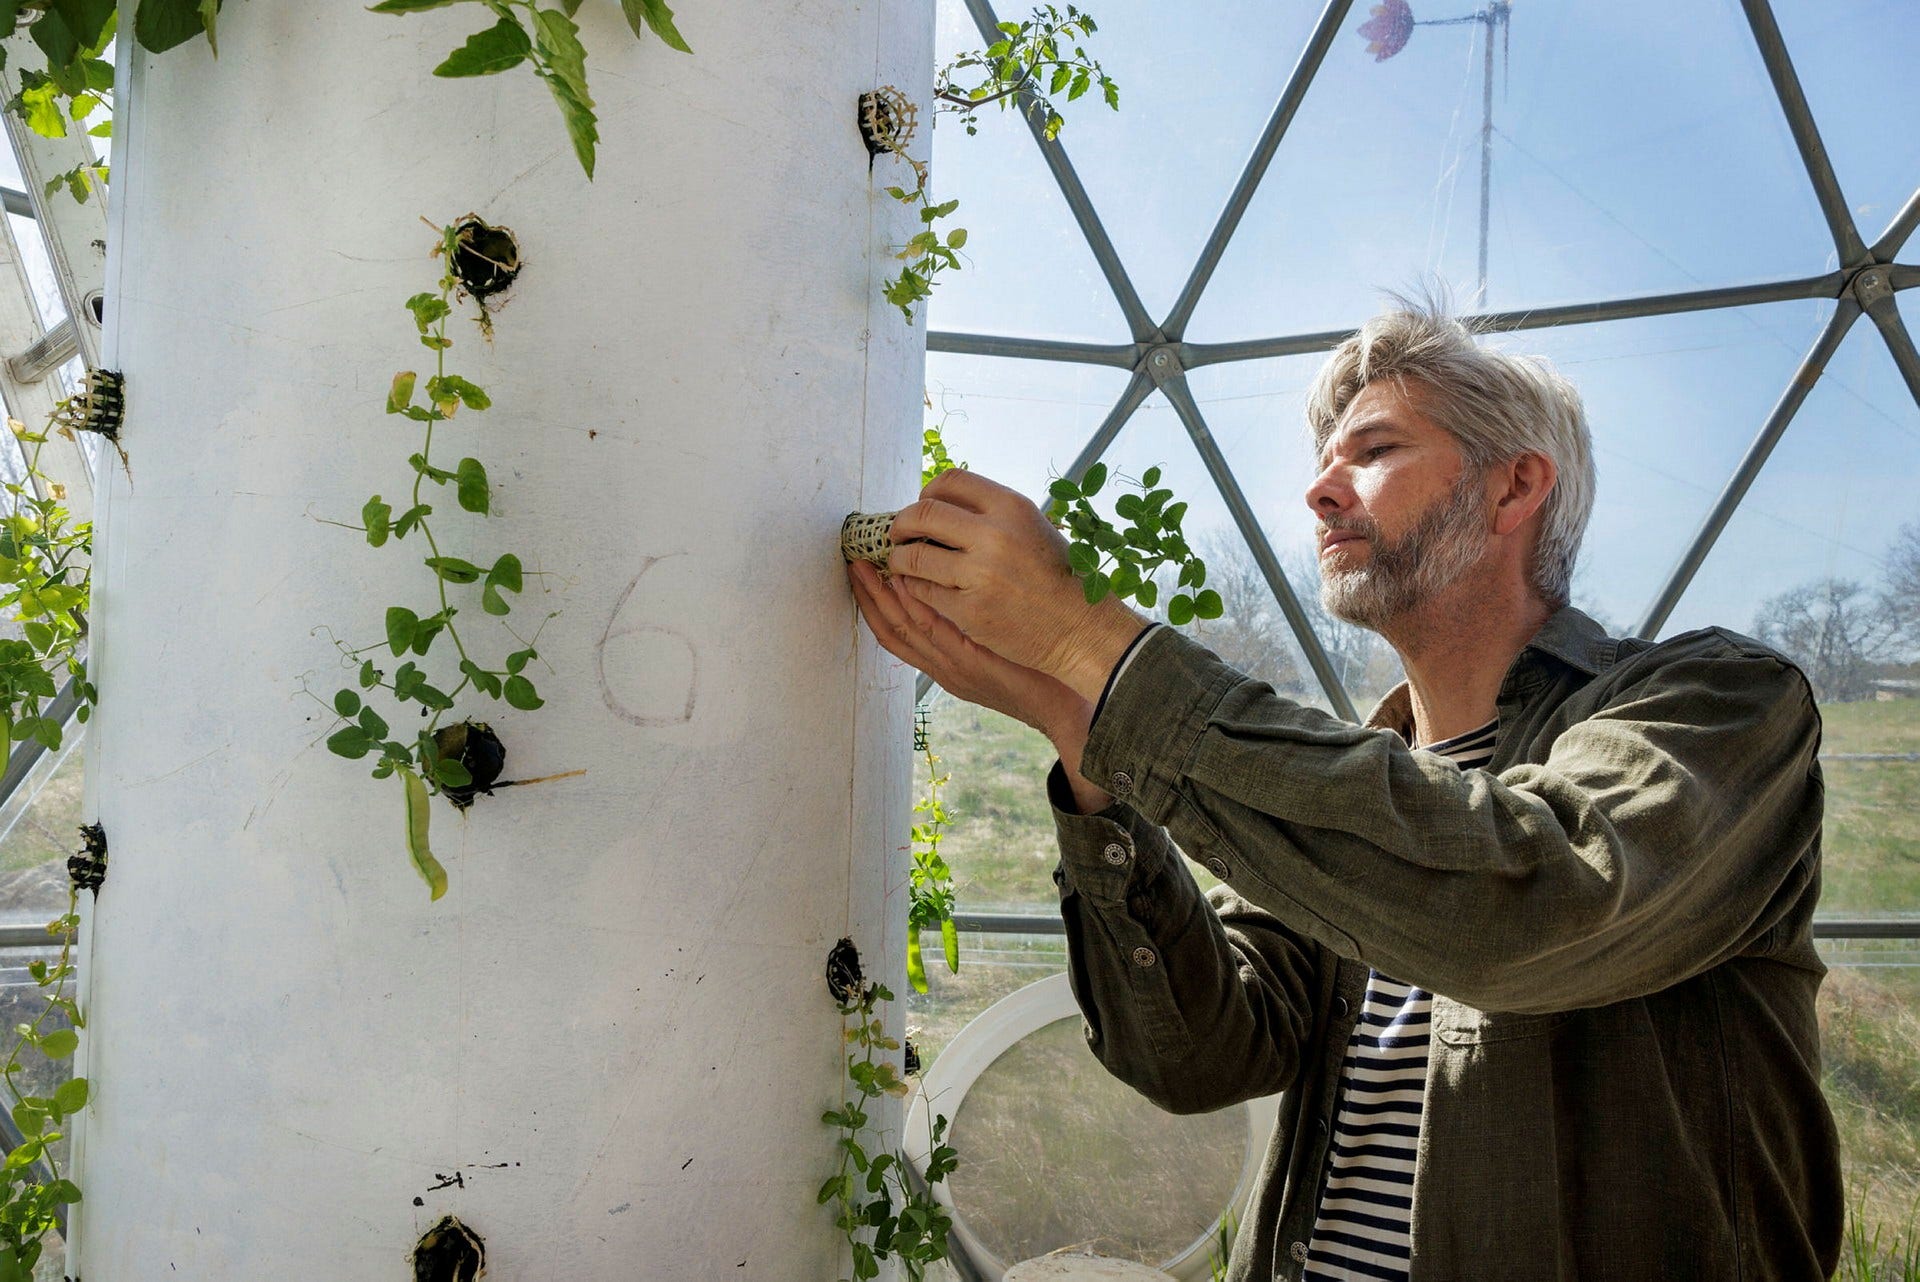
<box><xmin>918</xmin><ymin>0</ymin><xmax>1920</xmax><ymax>650</ymax></box>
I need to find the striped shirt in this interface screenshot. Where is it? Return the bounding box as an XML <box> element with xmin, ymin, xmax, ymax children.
<box><xmin>1302</xmin><ymin>719</ymin><xmax>1498</xmax><ymax>1281</ymax></box>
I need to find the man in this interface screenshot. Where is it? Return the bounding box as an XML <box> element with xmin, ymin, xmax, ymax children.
<box><xmin>846</xmin><ymin>302</ymin><xmax>1841</xmax><ymax>1280</ymax></box>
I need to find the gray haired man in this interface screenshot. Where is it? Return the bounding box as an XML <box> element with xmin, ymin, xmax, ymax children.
<box><xmin>847</xmin><ymin>302</ymin><xmax>1841</xmax><ymax>1279</ymax></box>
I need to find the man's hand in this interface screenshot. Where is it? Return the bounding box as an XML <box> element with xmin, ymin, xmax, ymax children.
<box><xmin>886</xmin><ymin>469</ymin><xmax>1148</xmax><ymax>702</ymax></box>
<box><xmin>848</xmin><ymin>559</ymin><xmax>1114</xmax><ymax>812</ymax></box>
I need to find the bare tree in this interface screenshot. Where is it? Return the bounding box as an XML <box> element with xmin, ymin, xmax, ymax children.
<box><xmin>1882</xmin><ymin>520</ymin><xmax>1920</xmax><ymax>657</ymax></box>
<box><xmin>1752</xmin><ymin>578</ymin><xmax>1899</xmax><ymax>703</ymax></box>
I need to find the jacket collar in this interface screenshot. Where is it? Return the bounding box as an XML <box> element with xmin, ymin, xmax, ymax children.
<box><xmin>1361</xmin><ymin>604</ymin><xmax>1616</xmax><ymax>736</ymax></box>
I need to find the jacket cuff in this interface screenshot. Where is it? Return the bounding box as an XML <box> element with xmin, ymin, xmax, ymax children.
<box><xmin>1047</xmin><ymin>760</ymin><xmax>1175</xmax><ymax>907</ymax></box>
<box><xmin>1080</xmin><ymin>625</ymin><xmax>1244</xmax><ymax>827</ymax></box>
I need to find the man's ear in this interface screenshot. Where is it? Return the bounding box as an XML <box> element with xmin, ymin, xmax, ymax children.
<box><xmin>1491</xmin><ymin>451</ymin><xmax>1556</xmax><ymax>537</ymax></box>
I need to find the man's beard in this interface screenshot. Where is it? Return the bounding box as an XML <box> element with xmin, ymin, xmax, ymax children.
<box><xmin>1319</xmin><ymin>469</ymin><xmax>1488</xmax><ymax>630</ymax></box>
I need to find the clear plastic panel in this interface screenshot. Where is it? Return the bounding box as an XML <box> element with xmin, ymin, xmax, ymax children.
<box><xmin>1186</xmin><ymin>0</ymin><xmax>1832</xmax><ymax>342</ymax></box>
<box><xmin>948</xmin><ymin>1014</ymin><xmax>1247</xmax><ymax>1267</ymax></box>
<box><xmin>1770</xmin><ymin>0</ymin><xmax>1920</xmax><ymax>255</ymax></box>
<box><xmin>1668</xmin><ymin>320</ymin><xmax>1920</xmax><ymax>917</ymax></box>
<box><xmin>923</xmin><ymin>350</ymin><xmax>1135</xmax><ymax>503</ymax></box>
<box><xmin>923</xmin><ymin>2</ymin><xmax>1135</xmax><ymax>341</ymax></box>
<box><xmin>961</xmin><ymin>0</ymin><xmax>1332</xmax><ymax>325</ymax></box>
<box><xmin>0</xmin><ymin>739</ymin><xmax>84</xmax><ymax>926</ymax></box>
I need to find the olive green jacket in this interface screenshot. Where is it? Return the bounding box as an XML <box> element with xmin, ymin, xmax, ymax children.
<box><xmin>1048</xmin><ymin>606</ymin><xmax>1841</xmax><ymax>1281</ymax></box>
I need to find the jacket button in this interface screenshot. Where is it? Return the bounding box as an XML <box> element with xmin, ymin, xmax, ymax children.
<box><xmin>1290</xmin><ymin>1240</ymin><xmax>1309</xmax><ymax>1263</ymax></box>
<box><xmin>1131</xmin><ymin>946</ymin><xmax>1157</xmax><ymax>968</ymax></box>
<box><xmin>1102</xmin><ymin>842</ymin><xmax>1130</xmax><ymax>866</ymax></box>
<box><xmin>1111</xmin><ymin>770</ymin><xmax>1134</xmax><ymax>797</ymax></box>
<box><xmin>1335</xmin><ymin>996</ymin><xmax>1351</xmax><ymax>1017</ymax></box>
<box><xmin>1205</xmin><ymin>856</ymin><xmax>1229</xmax><ymax>879</ymax></box>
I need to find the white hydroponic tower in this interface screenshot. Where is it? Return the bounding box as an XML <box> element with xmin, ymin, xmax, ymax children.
<box><xmin>75</xmin><ymin>2</ymin><xmax>930</xmax><ymax>1275</ymax></box>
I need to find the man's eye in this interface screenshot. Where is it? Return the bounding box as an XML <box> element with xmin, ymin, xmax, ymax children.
<box><xmin>1365</xmin><ymin>445</ymin><xmax>1395</xmax><ymax>460</ymax></box>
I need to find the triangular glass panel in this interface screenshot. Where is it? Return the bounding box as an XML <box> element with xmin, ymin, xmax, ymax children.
<box><xmin>922</xmin><ymin>350</ymin><xmax>1137</xmax><ymax>504</ymax></box>
<box><xmin>1770</xmin><ymin>0</ymin><xmax>1920</xmax><ymax>257</ymax></box>
<box><xmin>989</xmin><ymin>0</ymin><xmax>1333</xmax><ymax>325</ymax></box>
<box><xmin>918</xmin><ymin>1</ymin><xmax>1134</xmax><ymax>342</ymax></box>
<box><xmin>1185</xmin><ymin>0</ymin><xmax>1833</xmax><ymax>343</ymax></box>
<box><xmin>1660</xmin><ymin>314</ymin><xmax>1920</xmax><ymax>916</ymax></box>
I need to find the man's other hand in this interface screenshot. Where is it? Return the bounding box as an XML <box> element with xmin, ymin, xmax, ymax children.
<box><xmin>885</xmin><ymin>469</ymin><xmax>1147</xmax><ymax>701</ymax></box>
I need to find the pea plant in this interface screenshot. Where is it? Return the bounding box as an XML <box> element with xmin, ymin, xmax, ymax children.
<box><xmin>317</xmin><ymin>218</ymin><xmax>556</xmax><ymax>900</ymax></box>
<box><xmin>905</xmin><ymin>708</ymin><xmax>956</xmax><ymax>995</ymax></box>
<box><xmin>1048</xmin><ymin>462</ymin><xmax>1223</xmax><ymax>625</ymax></box>
<box><xmin>878</xmin><ymin>4</ymin><xmax>1119</xmax><ymax>323</ymax></box>
<box><xmin>0</xmin><ymin>404</ymin><xmax>99</xmax><ymax>1281</ymax></box>
<box><xmin>822</xmin><ymin>944</ymin><xmax>957</xmax><ymax>1282</ymax></box>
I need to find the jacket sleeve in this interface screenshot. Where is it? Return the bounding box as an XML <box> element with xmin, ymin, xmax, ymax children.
<box><xmin>1075</xmin><ymin>625</ymin><xmax>1824</xmax><ymax>1014</ymax></box>
<box><xmin>1049</xmin><ymin>761</ymin><xmax>1319</xmax><ymax>1115</ymax></box>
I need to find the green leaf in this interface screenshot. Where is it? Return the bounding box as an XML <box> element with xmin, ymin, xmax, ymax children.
<box><xmin>21</xmin><ymin>621</ymin><xmax>52</xmax><ymax>653</ymax></box>
<box><xmin>1113</xmin><ymin>492</ymin><xmax>1144</xmax><ymax>521</ymax></box>
<box><xmin>434</xmin><ymin>757</ymin><xmax>472</xmax><ymax>788</ymax></box>
<box><xmin>133</xmin><ymin>0</ymin><xmax>213</xmax><ymax>52</ymax></box>
<box><xmin>334</xmin><ymin>689</ymin><xmax>361</xmax><ymax>717</ymax></box>
<box><xmin>385</xmin><ymin>606</ymin><xmax>418</xmax><ymax>656</ymax></box>
<box><xmin>367</xmin><ymin>0</ymin><xmax>466</xmax><ymax>10</ymax></box>
<box><xmin>620</xmin><ymin>0</ymin><xmax>692</xmax><ymax>52</ymax></box>
<box><xmin>358</xmin><ymin>705</ymin><xmax>390</xmax><ymax>739</ymax></box>
<box><xmin>359</xmin><ymin>661</ymin><xmax>380</xmax><ymax>689</ymax></box>
<box><xmin>486</xmin><ymin>552</ymin><xmax>523</xmax><ymax>592</ymax></box>
<box><xmin>1048</xmin><ymin>478</ymin><xmax>1080</xmax><ymax>501</ymax></box>
<box><xmin>504</xmin><ymin>675</ymin><xmax>543</xmax><ymax>710</ymax></box>
<box><xmin>1193</xmin><ymin>588</ymin><xmax>1224</xmax><ymax>620</ymax></box>
<box><xmin>53</xmin><ymin>1077</ymin><xmax>86</xmax><ymax>1114</ymax></box>
<box><xmin>327</xmin><ymin>728</ymin><xmax>371</xmax><ymax>759</ymax></box>
<box><xmin>404</xmin><ymin>292</ymin><xmax>451</xmax><ymax>333</ymax></box>
<box><xmin>393</xmin><ymin>503</ymin><xmax>432</xmax><ymax>540</ymax></box>
<box><xmin>43</xmin><ymin>1177</ymin><xmax>79</xmax><ymax>1204</ymax></box>
<box><xmin>1167</xmin><ymin>593</ymin><xmax>1195</xmax><ymax>626</ymax></box>
<box><xmin>400</xmin><ymin>767</ymin><xmax>447</xmax><ymax>901</ymax></box>
<box><xmin>459</xmin><ymin>659</ymin><xmax>502</xmax><ymax>698</ymax></box>
<box><xmin>424</xmin><ymin>556</ymin><xmax>481</xmax><ymax>584</ymax></box>
<box><xmin>38</xmin><ymin>1029</ymin><xmax>76</xmax><ymax>1059</ymax></box>
<box><xmin>1080</xmin><ymin>461</ymin><xmax>1107</xmax><ymax>496</ymax></box>
<box><xmin>946</xmin><ymin>227</ymin><xmax>968</xmax><ymax>249</ymax></box>
<box><xmin>1082</xmin><ymin>571</ymin><xmax>1110</xmax><ymax>605</ymax></box>
<box><xmin>19</xmin><ymin>78</ymin><xmax>66</xmax><ymax>137</ymax></box>
<box><xmin>1163</xmin><ymin>500</ymin><xmax>1187</xmax><ymax>529</ymax></box>
<box><xmin>1067</xmin><ymin>542</ymin><xmax>1098</xmax><ymax>576</ymax></box>
<box><xmin>1135</xmin><ymin>579</ymin><xmax>1158</xmax><ymax>609</ymax></box>
<box><xmin>455</xmin><ymin>457</ymin><xmax>490</xmax><ymax>514</ymax></box>
<box><xmin>1141</xmin><ymin>465</ymin><xmax>1162</xmax><ymax>487</ymax></box>
<box><xmin>386</xmin><ymin>371</ymin><xmax>417</xmax><ymax>414</ymax></box>
<box><xmin>10</xmin><ymin>1101</ymin><xmax>42</xmax><ymax>1138</ymax></box>
<box><xmin>505</xmin><ymin>648</ymin><xmax>535</xmax><ymax>675</ymax></box>
<box><xmin>434</xmin><ymin>15</ymin><xmax>531</xmax><ymax>76</ymax></box>
<box><xmin>362</xmin><ymin>495</ymin><xmax>392</xmax><ymax>547</ymax></box>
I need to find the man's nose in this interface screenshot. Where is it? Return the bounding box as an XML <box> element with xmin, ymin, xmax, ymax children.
<box><xmin>1305</xmin><ymin>461</ymin><xmax>1350</xmax><ymax>517</ymax></box>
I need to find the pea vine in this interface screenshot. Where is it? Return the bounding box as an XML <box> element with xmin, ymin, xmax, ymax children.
<box><xmin>317</xmin><ymin>218</ymin><xmax>557</xmax><ymax>900</ymax></box>
<box><xmin>822</xmin><ymin>952</ymin><xmax>956</xmax><ymax>1282</ymax></box>
<box><xmin>0</xmin><ymin>400</ymin><xmax>102</xmax><ymax>1280</ymax></box>
<box><xmin>1047</xmin><ymin>462</ymin><xmax>1223</xmax><ymax>624</ymax></box>
<box><xmin>878</xmin><ymin>4</ymin><xmax>1119</xmax><ymax>324</ymax></box>
<box><xmin>905</xmin><ymin>709</ymin><xmax>955</xmax><ymax>995</ymax></box>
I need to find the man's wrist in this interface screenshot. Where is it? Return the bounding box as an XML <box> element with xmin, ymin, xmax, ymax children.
<box><xmin>1055</xmin><ymin>599</ymin><xmax>1153</xmax><ymax>705</ymax></box>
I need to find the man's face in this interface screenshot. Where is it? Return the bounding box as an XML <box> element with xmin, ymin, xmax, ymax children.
<box><xmin>1306</xmin><ymin>380</ymin><xmax>1489</xmax><ymax>630</ymax></box>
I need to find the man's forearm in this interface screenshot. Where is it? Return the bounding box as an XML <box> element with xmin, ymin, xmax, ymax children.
<box><xmin>1046</xmin><ymin>704</ymin><xmax>1113</xmax><ymax>814</ymax></box>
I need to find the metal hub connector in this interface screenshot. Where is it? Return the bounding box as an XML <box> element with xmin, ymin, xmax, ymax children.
<box><xmin>1849</xmin><ymin>264</ymin><xmax>1894</xmax><ymax>309</ymax></box>
<box><xmin>1142</xmin><ymin>343</ymin><xmax>1184</xmax><ymax>387</ymax></box>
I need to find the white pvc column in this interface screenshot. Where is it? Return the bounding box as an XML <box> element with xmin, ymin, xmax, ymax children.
<box><xmin>76</xmin><ymin>2</ymin><xmax>928</xmax><ymax>1275</ymax></box>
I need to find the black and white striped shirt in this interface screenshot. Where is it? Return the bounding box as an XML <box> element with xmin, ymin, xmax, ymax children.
<box><xmin>1302</xmin><ymin>719</ymin><xmax>1498</xmax><ymax>1281</ymax></box>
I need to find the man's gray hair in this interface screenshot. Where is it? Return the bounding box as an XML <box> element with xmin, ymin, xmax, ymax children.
<box><xmin>1304</xmin><ymin>298</ymin><xmax>1597</xmax><ymax>606</ymax></box>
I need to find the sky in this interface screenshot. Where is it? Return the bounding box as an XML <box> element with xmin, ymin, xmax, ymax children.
<box><xmin>916</xmin><ymin>0</ymin><xmax>1920</xmax><ymax>657</ymax></box>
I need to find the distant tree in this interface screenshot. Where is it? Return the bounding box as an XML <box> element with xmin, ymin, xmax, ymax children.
<box><xmin>1752</xmin><ymin>577</ymin><xmax>1899</xmax><ymax>703</ymax></box>
<box><xmin>1883</xmin><ymin>520</ymin><xmax>1920</xmax><ymax>654</ymax></box>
